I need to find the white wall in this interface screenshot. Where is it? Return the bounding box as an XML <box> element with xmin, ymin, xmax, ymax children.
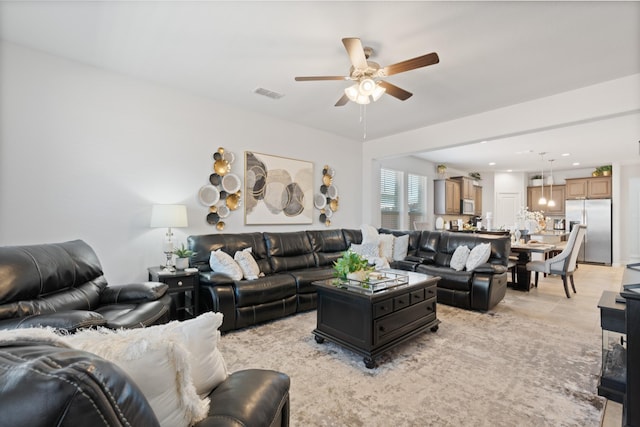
<box><xmin>0</xmin><ymin>42</ymin><xmax>363</xmax><ymax>283</ymax></box>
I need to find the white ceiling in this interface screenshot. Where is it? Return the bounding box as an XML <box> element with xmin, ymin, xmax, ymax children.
<box><xmin>1</xmin><ymin>1</ymin><xmax>639</xmax><ymax>173</ymax></box>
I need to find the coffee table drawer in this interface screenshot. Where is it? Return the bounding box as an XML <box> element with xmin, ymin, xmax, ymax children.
<box><xmin>425</xmin><ymin>285</ymin><xmax>436</xmax><ymax>301</ymax></box>
<box><xmin>374</xmin><ymin>299</ymin><xmax>437</xmax><ymax>346</ymax></box>
<box><xmin>373</xmin><ymin>299</ymin><xmax>393</xmax><ymax>318</ymax></box>
<box><xmin>410</xmin><ymin>289</ymin><xmax>425</xmax><ymax>305</ymax></box>
<box><xmin>393</xmin><ymin>294</ymin><xmax>410</xmax><ymax>311</ymax></box>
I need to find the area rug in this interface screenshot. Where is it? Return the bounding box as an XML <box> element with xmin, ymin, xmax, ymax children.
<box><xmin>219</xmin><ymin>304</ymin><xmax>604</xmax><ymax>426</ymax></box>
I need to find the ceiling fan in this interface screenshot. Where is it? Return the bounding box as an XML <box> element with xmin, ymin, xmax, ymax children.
<box><xmin>295</xmin><ymin>37</ymin><xmax>439</xmax><ymax>106</ymax></box>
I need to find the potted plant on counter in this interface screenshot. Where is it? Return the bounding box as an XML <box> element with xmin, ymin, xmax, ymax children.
<box><xmin>436</xmin><ymin>164</ymin><xmax>447</xmax><ymax>178</ymax></box>
<box><xmin>530</xmin><ymin>174</ymin><xmax>543</xmax><ymax>186</ymax></box>
<box><xmin>173</xmin><ymin>244</ymin><xmax>196</xmax><ymax>270</ymax></box>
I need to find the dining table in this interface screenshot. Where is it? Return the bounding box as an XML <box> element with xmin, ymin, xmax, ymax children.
<box><xmin>509</xmin><ymin>241</ymin><xmax>557</xmax><ymax>291</ymax></box>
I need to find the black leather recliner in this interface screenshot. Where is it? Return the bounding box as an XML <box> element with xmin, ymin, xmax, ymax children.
<box><xmin>0</xmin><ymin>239</ymin><xmax>172</xmax><ymax>331</ymax></box>
<box><xmin>0</xmin><ymin>338</ymin><xmax>291</xmax><ymax>427</ymax></box>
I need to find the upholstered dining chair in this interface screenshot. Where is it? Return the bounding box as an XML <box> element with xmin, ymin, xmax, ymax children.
<box><xmin>526</xmin><ymin>224</ymin><xmax>587</xmax><ymax>298</ymax></box>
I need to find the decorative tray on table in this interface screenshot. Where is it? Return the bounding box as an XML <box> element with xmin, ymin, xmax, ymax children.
<box><xmin>336</xmin><ymin>270</ymin><xmax>409</xmax><ymax>294</ymax></box>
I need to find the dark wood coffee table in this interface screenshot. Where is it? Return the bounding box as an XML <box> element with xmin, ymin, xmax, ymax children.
<box><xmin>312</xmin><ymin>270</ymin><xmax>440</xmax><ymax>369</ymax></box>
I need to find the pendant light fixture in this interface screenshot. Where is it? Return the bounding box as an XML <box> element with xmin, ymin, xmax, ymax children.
<box><xmin>547</xmin><ymin>159</ymin><xmax>556</xmax><ymax>207</ymax></box>
<box><xmin>538</xmin><ymin>152</ymin><xmax>547</xmax><ymax>205</ymax></box>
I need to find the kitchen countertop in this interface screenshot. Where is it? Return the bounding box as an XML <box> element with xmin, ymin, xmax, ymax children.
<box><xmin>530</xmin><ymin>230</ymin><xmax>569</xmax><ymax>236</ymax></box>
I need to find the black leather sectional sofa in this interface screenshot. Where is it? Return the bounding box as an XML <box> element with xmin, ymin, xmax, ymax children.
<box><xmin>188</xmin><ymin>228</ymin><xmax>511</xmax><ymax>332</ymax></box>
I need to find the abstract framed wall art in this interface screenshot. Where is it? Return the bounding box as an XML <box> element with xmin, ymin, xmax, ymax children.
<box><xmin>244</xmin><ymin>151</ymin><xmax>314</xmax><ymax>225</ymax></box>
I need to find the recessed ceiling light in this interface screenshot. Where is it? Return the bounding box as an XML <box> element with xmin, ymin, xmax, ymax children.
<box><xmin>572</xmin><ymin>162</ymin><xmax>580</xmax><ymax>166</ymax></box>
<box><xmin>489</xmin><ymin>162</ymin><xmax>496</xmax><ymax>166</ymax></box>
<box><xmin>507</xmin><ymin>169</ymin><xmax>513</xmax><ymax>172</ymax></box>
<box><xmin>480</xmin><ymin>140</ymin><xmax>488</xmax><ymax>144</ymax></box>
<box><xmin>562</xmin><ymin>153</ymin><xmax>570</xmax><ymax>157</ymax></box>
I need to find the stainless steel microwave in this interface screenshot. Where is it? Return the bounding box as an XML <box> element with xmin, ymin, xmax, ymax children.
<box><xmin>461</xmin><ymin>199</ymin><xmax>475</xmax><ymax>215</ymax></box>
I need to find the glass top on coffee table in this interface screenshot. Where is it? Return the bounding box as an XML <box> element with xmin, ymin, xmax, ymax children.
<box><xmin>316</xmin><ymin>269</ymin><xmax>430</xmax><ymax>294</ymax></box>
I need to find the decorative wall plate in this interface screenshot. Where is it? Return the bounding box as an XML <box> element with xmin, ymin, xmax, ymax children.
<box><xmin>206</xmin><ymin>212</ymin><xmax>220</xmax><ymax>224</ymax></box>
<box><xmin>222</xmin><ymin>173</ymin><xmax>241</xmax><ymax>194</ymax></box>
<box><xmin>199</xmin><ymin>185</ymin><xmax>220</xmax><ymax>206</ymax></box>
<box><xmin>223</xmin><ymin>151</ymin><xmax>235</xmax><ymax>163</ymax></box>
<box><xmin>326</xmin><ymin>185</ymin><xmax>338</xmax><ymax>199</ymax></box>
<box><xmin>209</xmin><ymin>173</ymin><xmax>221</xmax><ymax>186</ymax></box>
<box><xmin>214</xmin><ymin>159</ymin><xmax>231</xmax><ymax>176</ymax></box>
<box><xmin>217</xmin><ymin>204</ymin><xmax>230</xmax><ymax>218</ymax></box>
<box><xmin>314</xmin><ymin>193</ymin><xmax>327</xmax><ymax>209</ymax></box>
<box><xmin>226</xmin><ymin>193</ymin><xmax>240</xmax><ymax>210</ymax></box>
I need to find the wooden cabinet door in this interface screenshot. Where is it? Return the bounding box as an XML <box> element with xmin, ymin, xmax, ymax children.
<box><xmin>474</xmin><ymin>186</ymin><xmax>482</xmax><ymax>216</ymax></box>
<box><xmin>565</xmin><ymin>179</ymin><xmax>588</xmax><ymax>199</ymax></box>
<box><xmin>528</xmin><ymin>185</ymin><xmax>565</xmax><ymax>215</ymax></box>
<box><xmin>588</xmin><ymin>177</ymin><xmax>612</xmax><ymax>198</ymax></box>
<box><xmin>445</xmin><ymin>180</ymin><xmax>460</xmax><ymax>214</ymax></box>
<box><xmin>527</xmin><ymin>186</ymin><xmax>545</xmax><ymax>211</ymax></box>
<box><xmin>546</xmin><ymin>185</ymin><xmax>565</xmax><ymax>215</ymax></box>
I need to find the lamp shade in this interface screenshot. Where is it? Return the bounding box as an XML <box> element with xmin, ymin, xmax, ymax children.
<box><xmin>150</xmin><ymin>204</ymin><xmax>188</xmax><ymax>228</ymax></box>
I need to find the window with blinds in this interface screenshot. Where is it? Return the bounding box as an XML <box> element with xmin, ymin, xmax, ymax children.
<box><xmin>380</xmin><ymin>169</ymin><xmax>427</xmax><ymax>230</ymax></box>
<box><xmin>380</xmin><ymin>168</ymin><xmax>401</xmax><ymax>229</ymax></box>
<box><xmin>408</xmin><ymin>173</ymin><xmax>427</xmax><ymax>228</ymax></box>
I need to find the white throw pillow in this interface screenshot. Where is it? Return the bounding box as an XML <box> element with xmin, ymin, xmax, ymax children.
<box><xmin>164</xmin><ymin>312</ymin><xmax>228</xmax><ymax>398</ymax></box>
<box><xmin>378</xmin><ymin>234</ymin><xmax>395</xmax><ymax>262</ymax></box>
<box><xmin>349</xmin><ymin>243</ymin><xmax>380</xmax><ymax>259</ymax></box>
<box><xmin>465</xmin><ymin>243</ymin><xmax>492</xmax><ymax>271</ymax></box>
<box><xmin>65</xmin><ymin>326</ymin><xmax>209</xmax><ymax>427</ymax></box>
<box><xmin>361</xmin><ymin>224</ymin><xmax>380</xmax><ymax>244</ymax></box>
<box><xmin>392</xmin><ymin>234</ymin><xmax>410</xmax><ymax>261</ymax></box>
<box><xmin>210</xmin><ymin>249</ymin><xmax>243</xmax><ymax>280</ymax></box>
<box><xmin>450</xmin><ymin>245</ymin><xmax>470</xmax><ymax>271</ymax></box>
<box><xmin>234</xmin><ymin>247</ymin><xmax>262</xmax><ymax>280</ymax></box>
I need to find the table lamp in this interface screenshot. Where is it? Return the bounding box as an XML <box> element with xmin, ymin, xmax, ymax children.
<box><xmin>150</xmin><ymin>204</ymin><xmax>188</xmax><ymax>272</ymax></box>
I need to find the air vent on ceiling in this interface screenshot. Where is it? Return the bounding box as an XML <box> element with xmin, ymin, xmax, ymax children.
<box><xmin>254</xmin><ymin>87</ymin><xmax>284</xmax><ymax>100</ymax></box>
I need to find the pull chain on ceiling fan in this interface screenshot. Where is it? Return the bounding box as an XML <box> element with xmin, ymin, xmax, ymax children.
<box><xmin>295</xmin><ymin>37</ymin><xmax>439</xmax><ymax>106</ymax></box>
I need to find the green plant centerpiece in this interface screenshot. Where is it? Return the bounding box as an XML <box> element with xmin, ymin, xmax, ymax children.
<box><xmin>333</xmin><ymin>250</ymin><xmax>373</xmax><ymax>284</ymax></box>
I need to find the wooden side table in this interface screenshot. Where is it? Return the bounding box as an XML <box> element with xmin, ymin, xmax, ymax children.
<box><xmin>148</xmin><ymin>267</ymin><xmax>199</xmax><ymax>320</ymax></box>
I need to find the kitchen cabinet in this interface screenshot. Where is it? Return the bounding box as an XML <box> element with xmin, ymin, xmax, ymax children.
<box><xmin>434</xmin><ymin>179</ymin><xmax>460</xmax><ymax>215</ymax></box>
<box><xmin>588</xmin><ymin>177</ymin><xmax>612</xmax><ymax>198</ymax></box>
<box><xmin>565</xmin><ymin>176</ymin><xmax>611</xmax><ymax>199</ymax></box>
<box><xmin>527</xmin><ymin>185</ymin><xmax>565</xmax><ymax>215</ymax></box>
<box><xmin>474</xmin><ymin>185</ymin><xmax>483</xmax><ymax>216</ymax></box>
<box><xmin>453</xmin><ymin>176</ymin><xmax>475</xmax><ymax>200</ymax></box>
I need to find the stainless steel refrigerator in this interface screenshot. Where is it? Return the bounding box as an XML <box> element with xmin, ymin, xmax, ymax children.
<box><xmin>565</xmin><ymin>199</ymin><xmax>612</xmax><ymax>265</ymax></box>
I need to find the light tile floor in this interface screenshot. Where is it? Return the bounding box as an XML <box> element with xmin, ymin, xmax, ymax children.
<box><xmin>503</xmin><ymin>263</ymin><xmax>624</xmax><ymax>426</ymax></box>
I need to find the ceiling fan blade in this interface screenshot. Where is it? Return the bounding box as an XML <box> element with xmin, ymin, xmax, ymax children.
<box><xmin>378</xmin><ymin>81</ymin><xmax>413</xmax><ymax>101</ymax></box>
<box><xmin>334</xmin><ymin>94</ymin><xmax>349</xmax><ymax>107</ymax></box>
<box><xmin>342</xmin><ymin>37</ymin><xmax>368</xmax><ymax>70</ymax></box>
<box><xmin>382</xmin><ymin>52</ymin><xmax>439</xmax><ymax>76</ymax></box>
<box><xmin>295</xmin><ymin>76</ymin><xmax>349</xmax><ymax>81</ymax></box>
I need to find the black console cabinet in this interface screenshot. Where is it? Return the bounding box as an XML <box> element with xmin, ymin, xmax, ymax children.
<box><xmin>621</xmin><ymin>281</ymin><xmax>640</xmax><ymax>427</ymax></box>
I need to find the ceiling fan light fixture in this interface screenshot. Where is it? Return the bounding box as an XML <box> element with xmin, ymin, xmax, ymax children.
<box><xmin>371</xmin><ymin>83</ymin><xmax>386</xmax><ymax>101</ymax></box>
<box><xmin>358</xmin><ymin>78</ymin><xmax>376</xmax><ymax>96</ymax></box>
<box><xmin>344</xmin><ymin>84</ymin><xmax>359</xmax><ymax>102</ymax></box>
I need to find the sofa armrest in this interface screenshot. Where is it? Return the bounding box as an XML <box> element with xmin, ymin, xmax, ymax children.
<box><xmin>199</xmin><ymin>271</ymin><xmax>236</xmax><ymax>286</ymax></box>
<box><xmin>473</xmin><ymin>263</ymin><xmax>507</xmax><ymax>274</ymax></box>
<box><xmin>198</xmin><ymin>369</ymin><xmax>290</xmax><ymax>427</ymax></box>
<box><xmin>0</xmin><ymin>311</ymin><xmax>107</xmax><ymax>332</ymax></box>
<box><xmin>100</xmin><ymin>282</ymin><xmax>168</xmax><ymax>305</ymax></box>
<box><xmin>404</xmin><ymin>255</ymin><xmax>426</xmax><ymax>264</ymax></box>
